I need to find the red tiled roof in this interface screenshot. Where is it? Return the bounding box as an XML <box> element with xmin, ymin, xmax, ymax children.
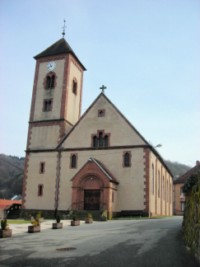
<box><xmin>0</xmin><ymin>199</ymin><xmax>22</xmax><ymax>209</ymax></box>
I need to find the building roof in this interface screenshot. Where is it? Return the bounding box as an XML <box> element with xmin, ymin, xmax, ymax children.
<box><xmin>71</xmin><ymin>157</ymin><xmax>119</xmax><ymax>185</ymax></box>
<box><xmin>34</xmin><ymin>38</ymin><xmax>86</xmax><ymax>70</ymax></box>
<box><xmin>174</xmin><ymin>161</ymin><xmax>200</xmax><ymax>184</ymax></box>
<box><xmin>58</xmin><ymin>93</ymin><xmax>173</xmax><ymax>177</ymax></box>
<box><xmin>0</xmin><ymin>199</ymin><xmax>22</xmax><ymax>210</ymax></box>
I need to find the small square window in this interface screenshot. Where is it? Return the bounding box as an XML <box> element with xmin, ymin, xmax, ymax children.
<box><xmin>39</xmin><ymin>162</ymin><xmax>45</xmax><ymax>174</ymax></box>
<box><xmin>38</xmin><ymin>184</ymin><xmax>43</xmax><ymax>196</ymax></box>
<box><xmin>43</xmin><ymin>99</ymin><xmax>53</xmax><ymax>112</ymax></box>
<box><xmin>98</xmin><ymin>109</ymin><xmax>105</xmax><ymax>117</ymax></box>
<box><xmin>72</xmin><ymin>80</ymin><xmax>77</xmax><ymax>95</ymax></box>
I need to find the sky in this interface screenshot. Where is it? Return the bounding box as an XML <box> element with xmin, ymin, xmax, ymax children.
<box><xmin>0</xmin><ymin>0</ymin><xmax>199</xmax><ymax>166</ymax></box>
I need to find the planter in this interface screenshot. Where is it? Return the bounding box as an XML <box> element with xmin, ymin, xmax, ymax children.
<box><xmin>85</xmin><ymin>218</ymin><xmax>93</xmax><ymax>224</ymax></box>
<box><xmin>28</xmin><ymin>225</ymin><xmax>41</xmax><ymax>233</ymax></box>
<box><xmin>0</xmin><ymin>229</ymin><xmax>12</xmax><ymax>238</ymax></box>
<box><xmin>52</xmin><ymin>222</ymin><xmax>63</xmax><ymax>229</ymax></box>
<box><xmin>71</xmin><ymin>220</ymin><xmax>80</xmax><ymax>226</ymax></box>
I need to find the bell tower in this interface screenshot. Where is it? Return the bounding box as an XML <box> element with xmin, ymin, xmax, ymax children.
<box><xmin>27</xmin><ymin>38</ymin><xmax>86</xmax><ymax>150</ymax></box>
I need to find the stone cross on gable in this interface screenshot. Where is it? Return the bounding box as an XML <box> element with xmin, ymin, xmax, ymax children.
<box><xmin>100</xmin><ymin>85</ymin><xmax>107</xmax><ymax>94</ymax></box>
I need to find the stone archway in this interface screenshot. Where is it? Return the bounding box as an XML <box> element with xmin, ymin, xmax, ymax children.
<box><xmin>71</xmin><ymin>158</ymin><xmax>119</xmax><ymax>215</ymax></box>
<box><xmin>72</xmin><ymin>175</ymin><xmax>106</xmax><ymax>210</ymax></box>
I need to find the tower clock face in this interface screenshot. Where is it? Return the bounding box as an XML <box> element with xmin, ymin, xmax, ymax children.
<box><xmin>47</xmin><ymin>61</ymin><xmax>56</xmax><ymax>71</ymax></box>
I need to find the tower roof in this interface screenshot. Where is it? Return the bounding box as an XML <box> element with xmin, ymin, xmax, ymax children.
<box><xmin>34</xmin><ymin>38</ymin><xmax>86</xmax><ymax>70</ymax></box>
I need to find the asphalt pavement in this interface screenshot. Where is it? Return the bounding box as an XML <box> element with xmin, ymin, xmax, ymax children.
<box><xmin>0</xmin><ymin>217</ymin><xmax>199</xmax><ymax>267</ymax></box>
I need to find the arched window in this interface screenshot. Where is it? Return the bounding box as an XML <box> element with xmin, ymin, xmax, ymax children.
<box><xmin>99</xmin><ymin>132</ymin><xmax>104</xmax><ymax>147</ymax></box>
<box><xmin>166</xmin><ymin>180</ymin><xmax>168</xmax><ymax>202</ymax></box>
<box><xmin>70</xmin><ymin>154</ymin><xmax>77</xmax><ymax>168</ymax></box>
<box><xmin>123</xmin><ymin>152</ymin><xmax>131</xmax><ymax>167</ymax></box>
<box><xmin>45</xmin><ymin>74</ymin><xmax>55</xmax><ymax>89</ymax></box>
<box><xmin>92</xmin><ymin>131</ymin><xmax>110</xmax><ymax>148</ymax></box>
<box><xmin>163</xmin><ymin>176</ymin><xmax>165</xmax><ymax>200</ymax></box>
<box><xmin>72</xmin><ymin>79</ymin><xmax>77</xmax><ymax>95</ymax></box>
<box><xmin>38</xmin><ymin>184</ymin><xmax>43</xmax><ymax>196</ymax></box>
<box><xmin>158</xmin><ymin>171</ymin><xmax>160</xmax><ymax>197</ymax></box>
<box><xmin>93</xmin><ymin>136</ymin><xmax>98</xmax><ymax>147</ymax></box>
<box><xmin>152</xmin><ymin>164</ymin><xmax>154</xmax><ymax>194</ymax></box>
<box><xmin>104</xmin><ymin>135</ymin><xmax>109</xmax><ymax>147</ymax></box>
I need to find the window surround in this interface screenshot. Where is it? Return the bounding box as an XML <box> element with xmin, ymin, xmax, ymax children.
<box><xmin>152</xmin><ymin>164</ymin><xmax>154</xmax><ymax>195</ymax></box>
<box><xmin>70</xmin><ymin>153</ymin><xmax>78</xmax><ymax>169</ymax></box>
<box><xmin>72</xmin><ymin>78</ymin><xmax>78</xmax><ymax>95</ymax></box>
<box><xmin>98</xmin><ymin>109</ymin><xmax>106</xmax><ymax>117</ymax></box>
<box><xmin>43</xmin><ymin>72</ymin><xmax>57</xmax><ymax>89</ymax></box>
<box><xmin>91</xmin><ymin>130</ymin><xmax>110</xmax><ymax>148</ymax></box>
<box><xmin>43</xmin><ymin>99</ymin><xmax>53</xmax><ymax>112</ymax></box>
<box><xmin>123</xmin><ymin>151</ymin><xmax>132</xmax><ymax>167</ymax></box>
<box><xmin>38</xmin><ymin>184</ymin><xmax>43</xmax><ymax>196</ymax></box>
<box><xmin>39</xmin><ymin>162</ymin><xmax>45</xmax><ymax>174</ymax></box>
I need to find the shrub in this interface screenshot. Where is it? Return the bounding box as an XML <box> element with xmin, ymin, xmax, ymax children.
<box><xmin>1</xmin><ymin>219</ymin><xmax>8</xmax><ymax>230</ymax></box>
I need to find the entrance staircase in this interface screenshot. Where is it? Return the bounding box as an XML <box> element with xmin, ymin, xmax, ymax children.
<box><xmin>71</xmin><ymin>210</ymin><xmax>102</xmax><ymax>221</ymax></box>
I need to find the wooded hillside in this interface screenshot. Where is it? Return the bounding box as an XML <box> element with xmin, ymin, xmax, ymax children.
<box><xmin>0</xmin><ymin>154</ymin><xmax>191</xmax><ymax>199</ymax></box>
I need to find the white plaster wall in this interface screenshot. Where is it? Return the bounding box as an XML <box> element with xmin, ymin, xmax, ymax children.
<box><xmin>30</xmin><ymin>125</ymin><xmax>60</xmax><ymax>149</ymax></box>
<box><xmin>149</xmin><ymin>151</ymin><xmax>173</xmax><ymax>216</ymax></box>
<box><xmin>25</xmin><ymin>152</ymin><xmax>57</xmax><ymax>210</ymax></box>
<box><xmin>33</xmin><ymin>59</ymin><xmax>65</xmax><ymax>121</ymax></box>
<box><xmin>58</xmin><ymin>148</ymin><xmax>145</xmax><ymax>212</ymax></box>
<box><xmin>62</xmin><ymin>95</ymin><xmax>146</xmax><ymax>148</ymax></box>
<box><xmin>65</xmin><ymin>58</ymin><xmax>83</xmax><ymax>125</ymax></box>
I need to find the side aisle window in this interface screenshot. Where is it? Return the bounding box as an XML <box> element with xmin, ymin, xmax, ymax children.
<box><xmin>123</xmin><ymin>152</ymin><xmax>131</xmax><ymax>167</ymax></box>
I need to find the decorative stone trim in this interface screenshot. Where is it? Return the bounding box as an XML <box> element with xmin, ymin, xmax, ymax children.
<box><xmin>143</xmin><ymin>148</ymin><xmax>150</xmax><ymax>215</ymax></box>
<box><xmin>22</xmin><ymin>152</ymin><xmax>30</xmax><ymax>209</ymax></box>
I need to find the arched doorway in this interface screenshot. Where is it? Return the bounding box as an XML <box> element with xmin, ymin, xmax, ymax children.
<box><xmin>71</xmin><ymin>158</ymin><xmax>119</xmax><ymax>215</ymax></box>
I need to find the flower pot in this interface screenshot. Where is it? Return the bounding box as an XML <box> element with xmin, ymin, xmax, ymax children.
<box><xmin>28</xmin><ymin>225</ymin><xmax>41</xmax><ymax>233</ymax></box>
<box><xmin>0</xmin><ymin>229</ymin><xmax>12</xmax><ymax>238</ymax></box>
<box><xmin>85</xmin><ymin>218</ymin><xmax>93</xmax><ymax>224</ymax></box>
<box><xmin>71</xmin><ymin>220</ymin><xmax>80</xmax><ymax>226</ymax></box>
<box><xmin>52</xmin><ymin>222</ymin><xmax>63</xmax><ymax>229</ymax></box>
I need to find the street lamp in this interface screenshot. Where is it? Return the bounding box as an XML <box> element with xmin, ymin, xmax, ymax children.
<box><xmin>155</xmin><ymin>144</ymin><xmax>162</xmax><ymax>148</ymax></box>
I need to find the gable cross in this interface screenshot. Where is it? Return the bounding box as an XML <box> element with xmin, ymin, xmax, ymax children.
<box><xmin>100</xmin><ymin>85</ymin><xmax>107</xmax><ymax>94</ymax></box>
<box><xmin>62</xmin><ymin>19</ymin><xmax>66</xmax><ymax>38</ymax></box>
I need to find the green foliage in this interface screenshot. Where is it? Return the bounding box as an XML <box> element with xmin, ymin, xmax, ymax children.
<box><xmin>31</xmin><ymin>211</ymin><xmax>42</xmax><ymax>226</ymax></box>
<box><xmin>56</xmin><ymin>214</ymin><xmax>61</xmax><ymax>223</ymax></box>
<box><xmin>183</xmin><ymin>174</ymin><xmax>198</xmax><ymax>194</ymax></box>
<box><xmin>86</xmin><ymin>213</ymin><xmax>93</xmax><ymax>219</ymax></box>
<box><xmin>0</xmin><ymin>154</ymin><xmax>24</xmax><ymax>198</ymax></box>
<box><xmin>182</xmin><ymin>173</ymin><xmax>200</xmax><ymax>256</ymax></box>
<box><xmin>100</xmin><ymin>210</ymin><xmax>107</xmax><ymax>221</ymax></box>
<box><xmin>1</xmin><ymin>219</ymin><xmax>8</xmax><ymax>230</ymax></box>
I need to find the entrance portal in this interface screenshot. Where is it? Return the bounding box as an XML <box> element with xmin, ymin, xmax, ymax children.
<box><xmin>84</xmin><ymin>190</ymin><xmax>100</xmax><ymax>210</ymax></box>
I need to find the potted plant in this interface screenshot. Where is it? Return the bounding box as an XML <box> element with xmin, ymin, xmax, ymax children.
<box><xmin>100</xmin><ymin>210</ymin><xmax>107</xmax><ymax>221</ymax></box>
<box><xmin>85</xmin><ymin>213</ymin><xmax>93</xmax><ymax>224</ymax></box>
<box><xmin>0</xmin><ymin>219</ymin><xmax>12</xmax><ymax>238</ymax></box>
<box><xmin>52</xmin><ymin>214</ymin><xmax>63</xmax><ymax>229</ymax></box>
<box><xmin>28</xmin><ymin>213</ymin><xmax>41</xmax><ymax>233</ymax></box>
<box><xmin>71</xmin><ymin>212</ymin><xmax>80</xmax><ymax>226</ymax></box>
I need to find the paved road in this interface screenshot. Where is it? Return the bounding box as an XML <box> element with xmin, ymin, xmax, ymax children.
<box><xmin>0</xmin><ymin>217</ymin><xmax>199</xmax><ymax>267</ymax></box>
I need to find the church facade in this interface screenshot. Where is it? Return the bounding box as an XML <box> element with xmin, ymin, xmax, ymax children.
<box><xmin>22</xmin><ymin>38</ymin><xmax>173</xmax><ymax>218</ymax></box>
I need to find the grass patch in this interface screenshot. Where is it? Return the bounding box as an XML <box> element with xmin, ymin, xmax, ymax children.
<box><xmin>7</xmin><ymin>220</ymin><xmax>30</xmax><ymax>224</ymax></box>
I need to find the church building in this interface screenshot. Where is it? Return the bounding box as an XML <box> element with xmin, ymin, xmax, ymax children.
<box><xmin>22</xmin><ymin>37</ymin><xmax>173</xmax><ymax>218</ymax></box>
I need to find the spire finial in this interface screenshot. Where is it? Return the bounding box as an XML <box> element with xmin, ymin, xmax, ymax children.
<box><xmin>100</xmin><ymin>85</ymin><xmax>107</xmax><ymax>94</ymax></box>
<box><xmin>62</xmin><ymin>19</ymin><xmax>66</xmax><ymax>38</ymax></box>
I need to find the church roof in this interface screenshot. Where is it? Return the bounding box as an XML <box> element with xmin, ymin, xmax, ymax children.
<box><xmin>89</xmin><ymin>157</ymin><xmax>119</xmax><ymax>184</ymax></box>
<box><xmin>34</xmin><ymin>38</ymin><xmax>86</xmax><ymax>70</ymax></box>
